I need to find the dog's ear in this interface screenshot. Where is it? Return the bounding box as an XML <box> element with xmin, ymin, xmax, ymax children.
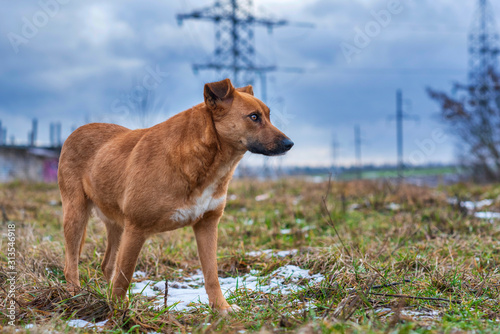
<box><xmin>204</xmin><ymin>78</ymin><xmax>235</xmax><ymax>110</ymax></box>
<box><xmin>236</xmin><ymin>85</ymin><xmax>254</xmax><ymax>96</ymax></box>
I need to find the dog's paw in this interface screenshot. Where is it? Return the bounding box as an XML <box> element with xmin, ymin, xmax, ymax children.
<box><xmin>219</xmin><ymin>304</ymin><xmax>241</xmax><ymax>315</ymax></box>
<box><xmin>66</xmin><ymin>283</ymin><xmax>81</xmax><ymax>296</ymax></box>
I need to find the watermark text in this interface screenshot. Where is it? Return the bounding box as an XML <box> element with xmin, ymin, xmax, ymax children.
<box><xmin>6</xmin><ymin>223</ymin><xmax>17</xmax><ymax>326</ymax></box>
<box><xmin>7</xmin><ymin>0</ymin><xmax>71</xmax><ymax>54</ymax></box>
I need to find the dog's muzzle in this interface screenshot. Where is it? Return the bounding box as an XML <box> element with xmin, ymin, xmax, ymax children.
<box><xmin>247</xmin><ymin>138</ymin><xmax>294</xmax><ymax>156</ymax></box>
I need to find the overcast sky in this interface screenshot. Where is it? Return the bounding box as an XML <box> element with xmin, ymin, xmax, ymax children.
<box><xmin>1</xmin><ymin>0</ymin><xmax>498</xmax><ymax>167</ymax></box>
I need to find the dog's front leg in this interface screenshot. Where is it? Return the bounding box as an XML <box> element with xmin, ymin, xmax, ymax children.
<box><xmin>193</xmin><ymin>213</ymin><xmax>239</xmax><ymax>314</ymax></box>
<box><xmin>110</xmin><ymin>226</ymin><xmax>147</xmax><ymax>300</ymax></box>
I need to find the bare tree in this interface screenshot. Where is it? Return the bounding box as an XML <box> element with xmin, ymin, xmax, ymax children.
<box><xmin>428</xmin><ymin>70</ymin><xmax>500</xmax><ymax>181</ymax></box>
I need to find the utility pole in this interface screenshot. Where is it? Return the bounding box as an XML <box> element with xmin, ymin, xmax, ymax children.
<box><xmin>331</xmin><ymin>134</ymin><xmax>339</xmax><ymax>177</ymax></box>
<box><xmin>396</xmin><ymin>90</ymin><xmax>404</xmax><ymax>179</ymax></box>
<box><xmin>389</xmin><ymin>90</ymin><xmax>417</xmax><ymax>181</ymax></box>
<box><xmin>354</xmin><ymin>125</ymin><xmax>362</xmax><ymax>179</ymax></box>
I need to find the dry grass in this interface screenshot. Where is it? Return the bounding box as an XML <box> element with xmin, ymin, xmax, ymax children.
<box><xmin>1</xmin><ymin>178</ymin><xmax>500</xmax><ymax>333</ymax></box>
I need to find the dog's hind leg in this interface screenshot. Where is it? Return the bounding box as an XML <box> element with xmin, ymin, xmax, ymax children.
<box><xmin>101</xmin><ymin>221</ymin><xmax>123</xmax><ymax>282</ymax></box>
<box><xmin>62</xmin><ymin>192</ymin><xmax>90</xmax><ymax>294</ymax></box>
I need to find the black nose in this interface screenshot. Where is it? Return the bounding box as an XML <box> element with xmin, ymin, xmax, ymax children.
<box><xmin>282</xmin><ymin>138</ymin><xmax>294</xmax><ymax>151</ymax></box>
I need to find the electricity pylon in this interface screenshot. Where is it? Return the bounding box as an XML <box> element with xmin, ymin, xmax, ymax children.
<box><xmin>468</xmin><ymin>0</ymin><xmax>500</xmax><ymax>112</ymax></box>
<box><xmin>177</xmin><ymin>0</ymin><xmax>289</xmax><ymax>88</ymax></box>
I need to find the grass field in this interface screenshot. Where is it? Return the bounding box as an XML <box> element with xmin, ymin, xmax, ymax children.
<box><xmin>1</xmin><ymin>179</ymin><xmax>500</xmax><ymax>333</ymax></box>
<box><xmin>338</xmin><ymin>166</ymin><xmax>458</xmax><ymax>180</ymax></box>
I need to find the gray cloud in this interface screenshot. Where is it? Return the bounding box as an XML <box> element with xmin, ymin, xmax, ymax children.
<box><xmin>1</xmin><ymin>0</ymin><xmax>495</xmax><ymax>166</ymax></box>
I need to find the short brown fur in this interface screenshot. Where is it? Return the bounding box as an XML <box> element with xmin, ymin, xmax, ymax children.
<box><xmin>58</xmin><ymin>78</ymin><xmax>292</xmax><ymax>312</ymax></box>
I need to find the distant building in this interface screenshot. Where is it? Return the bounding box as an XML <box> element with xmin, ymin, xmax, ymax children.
<box><xmin>0</xmin><ymin>146</ymin><xmax>60</xmax><ymax>183</ymax></box>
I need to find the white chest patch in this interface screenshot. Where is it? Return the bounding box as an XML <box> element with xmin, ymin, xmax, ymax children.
<box><xmin>171</xmin><ymin>184</ymin><xmax>226</xmax><ymax>224</ymax></box>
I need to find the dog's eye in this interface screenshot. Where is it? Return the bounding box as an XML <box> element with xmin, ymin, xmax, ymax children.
<box><xmin>249</xmin><ymin>114</ymin><xmax>259</xmax><ymax>122</ymax></box>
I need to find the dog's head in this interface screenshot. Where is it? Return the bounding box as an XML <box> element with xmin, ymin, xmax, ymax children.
<box><xmin>204</xmin><ymin>78</ymin><xmax>294</xmax><ymax>156</ymax></box>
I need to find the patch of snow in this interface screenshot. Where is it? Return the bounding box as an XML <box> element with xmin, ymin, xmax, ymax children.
<box><xmin>402</xmin><ymin>309</ymin><xmax>440</xmax><ymax>320</ymax></box>
<box><xmin>386</xmin><ymin>203</ymin><xmax>401</xmax><ymax>211</ymax></box>
<box><xmin>275</xmin><ymin>250</ymin><xmax>298</xmax><ymax>257</ymax></box>
<box><xmin>375</xmin><ymin>307</ymin><xmax>392</xmax><ymax>314</ymax></box>
<box><xmin>287</xmin><ymin>301</ymin><xmax>316</xmax><ymax>315</ymax></box>
<box><xmin>246</xmin><ymin>249</ymin><xmax>297</xmax><ymax>258</ymax></box>
<box><xmin>474</xmin><ymin>211</ymin><xmax>500</xmax><ymax>220</ymax></box>
<box><xmin>67</xmin><ymin>319</ymin><xmax>108</xmax><ymax>329</ymax></box>
<box><xmin>130</xmin><ymin>280</ymin><xmax>157</xmax><ymax>297</ymax></box>
<box><xmin>25</xmin><ymin>324</ymin><xmax>34</xmax><ymax>329</ymax></box>
<box><xmin>281</xmin><ymin>227</ymin><xmax>312</xmax><ymax>234</ymax></box>
<box><xmin>348</xmin><ymin>203</ymin><xmax>360</xmax><ymax>211</ymax></box>
<box><xmin>95</xmin><ymin>320</ymin><xmax>109</xmax><ymax>329</ymax></box>
<box><xmin>292</xmin><ymin>196</ymin><xmax>302</xmax><ymax>205</ymax></box>
<box><xmin>255</xmin><ymin>193</ymin><xmax>270</xmax><ymax>201</ymax></box>
<box><xmin>153</xmin><ymin>281</ymin><xmax>166</xmax><ymax>291</ymax></box>
<box><xmin>243</xmin><ymin>218</ymin><xmax>254</xmax><ymax>226</ymax></box>
<box><xmin>67</xmin><ymin>320</ymin><xmax>90</xmax><ymax>328</ymax></box>
<box><xmin>246</xmin><ymin>249</ymin><xmax>274</xmax><ymax>257</ymax></box>
<box><xmin>301</xmin><ymin>226</ymin><xmax>313</xmax><ymax>232</ymax></box>
<box><xmin>463</xmin><ymin>199</ymin><xmax>493</xmax><ymax>210</ymax></box>
<box><xmin>133</xmin><ymin>271</ymin><xmax>147</xmax><ymax>279</ymax></box>
<box><xmin>448</xmin><ymin>198</ymin><xmax>493</xmax><ymax>210</ymax></box>
<box><xmin>375</xmin><ymin>308</ymin><xmax>440</xmax><ymax>321</ymax></box>
<box><xmin>131</xmin><ymin>264</ymin><xmax>322</xmax><ymax>311</ymax></box>
<box><xmin>306</xmin><ymin>176</ymin><xmax>325</xmax><ymax>183</ymax></box>
<box><xmin>272</xmin><ymin>265</ymin><xmax>323</xmax><ymax>284</ymax></box>
<box><xmin>448</xmin><ymin>198</ymin><xmax>499</xmax><ymax>220</ymax></box>
<box><xmin>280</xmin><ymin>227</ymin><xmax>312</xmax><ymax>234</ymax></box>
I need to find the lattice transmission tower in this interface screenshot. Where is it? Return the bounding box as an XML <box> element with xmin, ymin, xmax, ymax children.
<box><xmin>468</xmin><ymin>0</ymin><xmax>500</xmax><ymax>112</ymax></box>
<box><xmin>177</xmin><ymin>0</ymin><xmax>291</xmax><ymax>89</ymax></box>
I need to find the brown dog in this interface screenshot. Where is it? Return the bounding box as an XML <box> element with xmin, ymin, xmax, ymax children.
<box><xmin>58</xmin><ymin>78</ymin><xmax>293</xmax><ymax>313</ymax></box>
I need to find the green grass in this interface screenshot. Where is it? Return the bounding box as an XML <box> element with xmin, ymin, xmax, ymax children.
<box><xmin>339</xmin><ymin>166</ymin><xmax>458</xmax><ymax>180</ymax></box>
<box><xmin>1</xmin><ymin>179</ymin><xmax>500</xmax><ymax>333</ymax></box>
